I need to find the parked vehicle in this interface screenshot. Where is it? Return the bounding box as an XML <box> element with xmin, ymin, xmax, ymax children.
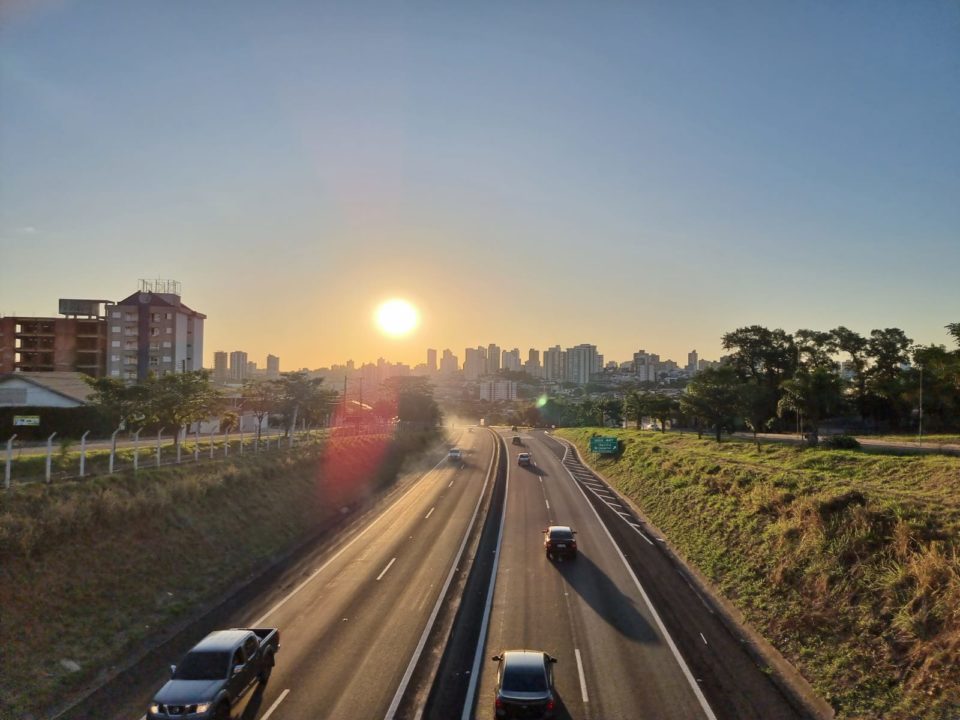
<box><xmin>544</xmin><ymin>526</ymin><xmax>577</xmax><ymax>560</ymax></box>
<box><xmin>148</xmin><ymin>628</ymin><xmax>279</xmax><ymax>720</ymax></box>
<box><xmin>492</xmin><ymin>650</ymin><xmax>558</xmax><ymax>719</ymax></box>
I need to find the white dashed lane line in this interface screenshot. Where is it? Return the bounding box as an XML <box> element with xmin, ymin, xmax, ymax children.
<box><xmin>377</xmin><ymin>557</ymin><xmax>397</xmax><ymax>581</ymax></box>
<box><xmin>261</xmin><ymin>688</ymin><xmax>291</xmax><ymax>719</ymax></box>
<box><xmin>425</xmin><ymin>507</ymin><xmax>435</xmax><ymax>519</ymax></box>
<box><xmin>575</xmin><ymin>648</ymin><xmax>589</xmax><ymax>703</ymax></box>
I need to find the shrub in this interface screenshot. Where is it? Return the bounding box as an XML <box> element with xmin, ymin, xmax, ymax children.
<box><xmin>823</xmin><ymin>435</ymin><xmax>862</xmax><ymax>450</ymax></box>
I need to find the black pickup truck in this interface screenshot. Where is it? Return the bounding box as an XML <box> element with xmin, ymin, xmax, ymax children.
<box><xmin>148</xmin><ymin>627</ymin><xmax>279</xmax><ymax>720</ymax></box>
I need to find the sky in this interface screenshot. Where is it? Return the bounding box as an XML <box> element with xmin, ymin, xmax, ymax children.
<box><xmin>1</xmin><ymin>0</ymin><xmax>958</xmax><ymax>370</ymax></box>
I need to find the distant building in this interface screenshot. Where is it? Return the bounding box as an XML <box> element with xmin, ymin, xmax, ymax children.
<box><xmin>426</xmin><ymin>348</ymin><xmax>437</xmax><ymax>373</ymax></box>
<box><xmin>1</xmin><ymin>299</ymin><xmax>111</xmax><ymax>377</ymax></box>
<box><xmin>229</xmin><ymin>350</ymin><xmax>248</xmax><ymax>382</ymax></box>
<box><xmin>543</xmin><ymin>345</ymin><xmax>566</xmax><ymax>382</ymax></box>
<box><xmin>633</xmin><ymin>349</ymin><xmax>659</xmax><ymax>383</ymax></box>
<box><xmin>464</xmin><ymin>346</ymin><xmax>488</xmax><ymax>380</ymax></box>
<box><xmin>524</xmin><ymin>348</ymin><xmax>542</xmax><ymax>378</ymax></box>
<box><xmin>502</xmin><ymin>348</ymin><xmax>522</xmax><ymax>372</ymax></box>
<box><xmin>266</xmin><ymin>354</ymin><xmax>280</xmax><ymax>379</ymax></box>
<box><xmin>565</xmin><ymin>344</ymin><xmax>602</xmax><ymax>385</ymax></box>
<box><xmin>0</xmin><ymin>371</ymin><xmax>95</xmax><ymax>408</ymax></box>
<box><xmin>246</xmin><ymin>360</ymin><xmax>258</xmax><ymax>376</ymax></box>
<box><xmin>106</xmin><ymin>281</ymin><xmax>205</xmax><ymax>382</ymax></box>
<box><xmin>487</xmin><ymin>344</ymin><xmax>501</xmax><ymax>374</ymax></box>
<box><xmin>440</xmin><ymin>349</ymin><xmax>458</xmax><ymax>375</ymax></box>
<box><xmin>479</xmin><ymin>380</ymin><xmax>517</xmax><ymax>401</ymax></box>
<box><xmin>213</xmin><ymin>351</ymin><xmax>229</xmax><ymax>384</ymax></box>
<box><xmin>687</xmin><ymin>350</ymin><xmax>699</xmax><ymax>375</ymax></box>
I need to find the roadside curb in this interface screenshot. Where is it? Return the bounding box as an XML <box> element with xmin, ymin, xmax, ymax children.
<box><xmin>555</xmin><ymin>435</ymin><xmax>835</xmax><ymax>720</ymax></box>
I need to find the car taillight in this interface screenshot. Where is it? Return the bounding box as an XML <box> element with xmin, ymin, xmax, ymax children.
<box><xmin>546</xmin><ymin>698</ymin><xmax>555</xmax><ymax>711</ymax></box>
<box><xmin>495</xmin><ymin>696</ymin><xmax>504</xmax><ymax>708</ymax></box>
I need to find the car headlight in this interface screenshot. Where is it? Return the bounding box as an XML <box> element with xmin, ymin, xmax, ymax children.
<box><xmin>148</xmin><ymin>704</ymin><xmax>161</xmax><ymax>714</ymax></box>
<box><xmin>195</xmin><ymin>703</ymin><xmax>211</xmax><ymax>714</ymax></box>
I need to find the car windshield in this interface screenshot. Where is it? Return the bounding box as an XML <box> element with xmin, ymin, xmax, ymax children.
<box><xmin>502</xmin><ymin>662</ymin><xmax>548</xmax><ymax>693</ymax></box>
<box><xmin>173</xmin><ymin>651</ymin><xmax>231</xmax><ymax>680</ymax></box>
<box><xmin>549</xmin><ymin>530</ymin><xmax>573</xmax><ymax>541</ymax></box>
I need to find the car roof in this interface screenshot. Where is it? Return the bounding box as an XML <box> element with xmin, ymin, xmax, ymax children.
<box><xmin>546</xmin><ymin>525</ymin><xmax>572</xmax><ymax>533</ymax></box>
<box><xmin>192</xmin><ymin>630</ymin><xmax>250</xmax><ymax>652</ymax></box>
<box><xmin>500</xmin><ymin>650</ymin><xmax>549</xmax><ymax>669</ymax></box>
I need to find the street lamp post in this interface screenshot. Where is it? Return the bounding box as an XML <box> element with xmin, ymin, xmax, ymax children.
<box><xmin>918</xmin><ymin>364</ymin><xmax>923</xmax><ymax>439</ymax></box>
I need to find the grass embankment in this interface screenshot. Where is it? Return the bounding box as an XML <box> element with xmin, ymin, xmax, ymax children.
<box><xmin>558</xmin><ymin>428</ymin><xmax>960</xmax><ymax>720</ymax></box>
<box><xmin>0</xmin><ymin>431</ymin><xmax>438</xmax><ymax>719</ymax></box>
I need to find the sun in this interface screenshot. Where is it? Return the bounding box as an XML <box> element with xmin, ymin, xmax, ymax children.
<box><xmin>375</xmin><ymin>299</ymin><xmax>419</xmax><ymax>337</ymax></box>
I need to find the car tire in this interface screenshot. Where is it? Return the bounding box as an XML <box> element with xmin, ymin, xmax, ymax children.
<box><xmin>214</xmin><ymin>702</ymin><xmax>231</xmax><ymax>720</ymax></box>
<box><xmin>258</xmin><ymin>661</ymin><xmax>273</xmax><ymax>684</ymax></box>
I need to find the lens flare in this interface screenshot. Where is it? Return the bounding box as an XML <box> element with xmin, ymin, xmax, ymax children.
<box><xmin>375</xmin><ymin>299</ymin><xmax>419</xmax><ymax>337</ymax></box>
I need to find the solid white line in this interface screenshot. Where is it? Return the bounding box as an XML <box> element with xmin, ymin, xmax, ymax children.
<box><xmin>377</xmin><ymin>557</ymin><xmax>397</xmax><ymax>581</ymax></box>
<box><xmin>425</xmin><ymin>506</ymin><xmax>435</xmax><ymax>519</ymax></box>
<box><xmin>461</xmin><ymin>447</ymin><xmax>510</xmax><ymax>720</ymax></box>
<box><xmin>252</xmin><ymin>453</ymin><xmax>450</xmax><ymax>626</ymax></box>
<box><xmin>383</xmin><ymin>431</ymin><xmax>499</xmax><ymax>720</ymax></box>
<box><xmin>545</xmin><ymin>499</ymin><xmax>550</xmax><ymax>510</ymax></box>
<box><xmin>575</xmin><ymin>648</ymin><xmax>589</xmax><ymax>703</ymax></box>
<box><xmin>700</xmin><ymin>632</ymin><xmax>708</xmax><ymax>645</ymax></box>
<box><xmin>261</xmin><ymin>688</ymin><xmax>291</xmax><ymax>720</ymax></box>
<box><xmin>561</xmin><ymin>456</ymin><xmax>718</xmax><ymax>720</ymax></box>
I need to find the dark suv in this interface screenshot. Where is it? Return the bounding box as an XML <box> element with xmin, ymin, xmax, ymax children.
<box><xmin>544</xmin><ymin>526</ymin><xmax>577</xmax><ymax>560</ymax></box>
<box><xmin>492</xmin><ymin>650</ymin><xmax>557</xmax><ymax>719</ymax></box>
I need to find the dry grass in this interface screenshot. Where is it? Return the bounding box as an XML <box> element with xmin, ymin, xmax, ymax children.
<box><xmin>559</xmin><ymin>428</ymin><xmax>960</xmax><ymax>720</ymax></box>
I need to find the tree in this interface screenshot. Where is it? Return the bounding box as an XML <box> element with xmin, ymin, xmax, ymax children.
<box><xmin>832</xmin><ymin>326</ymin><xmax>870</xmax><ymax>419</ymax></box>
<box><xmin>739</xmin><ymin>383</ymin><xmax>777</xmax><ymax>447</ymax></box>
<box><xmin>84</xmin><ymin>376</ymin><xmax>150</xmax><ymax>429</ymax></box>
<box><xmin>242</xmin><ymin>379</ymin><xmax>279</xmax><ymax>443</ymax></box>
<box><xmin>722</xmin><ymin>326</ymin><xmax>797</xmax><ymax>387</ymax></box>
<box><xmin>777</xmin><ymin>368</ymin><xmax>843</xmax><ymax>445</ymax></box>
<box><xmin>623</xmin><ymin>390</ymin><xmax>649</xmax><ymax>429</ymax></box>
<box><xmin>600</xmin><ymin>398</ymin><xmax>623</xmax><ymax>428</ymax></box>
<box><xmin>680</xmin><ymin>366</ymin><xmax>741</xmax><ymax>442</ymax></box>
<box><xmin>144</xmin><ymin>371</ymin><xmax>224</xmax><ymax>449</ymax></box>
<box><xmin>273</xmin><ymin>371</ymin><xmax>329</xmax><ymax>435</ymax></box>
<box><xmin>794</xmin><ymin>329</ymin><xmax>837</xmax><ymax>371</ymax></box>
<box><xmin>646</xmin><ymin>394</ymin><xmax>677</xmax><ymax>433</ymax></box>
<box><xmin>864</xmin><ymin>328</ymin><xmax>913</xmax><ymax>425</ymax></box>
<box><xmin>382</xmin><ymin>377</ymin><xmax>442</xmax><ymax>427</ymax></box>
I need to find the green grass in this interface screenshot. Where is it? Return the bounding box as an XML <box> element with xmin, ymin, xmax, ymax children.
<box><xmin>0</xmin><ymin>430</ymin><xmax>436</xmax><ymax>718</ymax></box>
<box><xmin>559</xmin><ymin>428</ymin><xmax>960</xmax><ymax>720</ymax></box>
<box><xmin>859</xmin><ymin>434</ymin><xmax>960</xmax><ymax>445</ymax></box>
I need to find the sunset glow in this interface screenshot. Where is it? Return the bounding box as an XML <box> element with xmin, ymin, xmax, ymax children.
<box><xmin>375</xmin><ymin>299</ymin><xmax>419</xmax><ymax>338</ymax></box>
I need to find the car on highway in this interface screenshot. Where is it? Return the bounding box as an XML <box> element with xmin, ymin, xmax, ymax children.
<box><xmin>448</xmin><ymin>447</ymin><xmax>463</xmax><ymax>462</ymax></box>
<box><xmin>148</xmin><ymin>628</ymin><xmax>279</xmax><ymax>720</ymax></box>
<box><xmin>544</xmin><ymin>526</ymin><xmax>577</xmax><ymax>560</ymax></box>
<box><xmin>512</xmin><ymin>435</ymin><xmax>523</xmax><ymax>445</ymax></box>
<box><xmin>492</xmin><ymin>650</ymin><xmax>558</xmax><ymax>719</ymax></box>
<box><xmin>517</xmin><ymin>452</ymin><xmax>532</xmax><ymax>467</ymax></box>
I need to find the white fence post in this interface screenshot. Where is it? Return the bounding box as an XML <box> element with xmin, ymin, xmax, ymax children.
<box><xmin>79</xmin><ymin>430</ymin><xmax>90</xmax><ymax>478</ymax></box>
<box><xmin>45</xmin><ymin>432</ymin><xmax>57</xmax><ymax>483</ymax></box>
<box><xmin>132</xmin><ymin>430</ymin><xmax>142</xmax><ymax>474</ymax></box>
<box><xmin>239</xmin><ymin>424</ymin><xmax>244</xmax><ymax>456</ymax></box>
<box><xmin>224</xmin><ymin>431</ymin><xmax>230</xmax><ymax>457</ymax></box>
<box><xmin>109</xmin><ymin>427</ymin><xmax>121</xmax><ymax>474</ymax></box>
<box><xmin>209</xmin><ymin>428</ymin><xmax>215</xmax><ymax>459</ymax></box>
<box><xmin>156</xmin><ymin>428</ymin><xmax>164</xmax><ymax>467</ymax></box>
<box><xmin>5</xmin><ymin>434</ymin><xmax>16</xmax><ymax>490</ymax></box>
<box><xmin>195</xmin><ymin>429</ymin><xmax>200</xmax><ymax>462</ymax></box>
<box><xmin>177</xmin><ymin>427</ymin><xmax>183</xmax><ymax>464</ymax></box>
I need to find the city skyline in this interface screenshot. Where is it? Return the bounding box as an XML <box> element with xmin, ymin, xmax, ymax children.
<box><xmin>2</xmin><ymin>2</ymin><xmax>957</xmax><ymax>370</ymax></box>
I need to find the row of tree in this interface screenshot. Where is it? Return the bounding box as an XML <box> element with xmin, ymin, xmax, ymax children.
<box><xmin>514</xmin><ymin>323</ymin><xmax>960</xmax><ymax>441</ymax></box>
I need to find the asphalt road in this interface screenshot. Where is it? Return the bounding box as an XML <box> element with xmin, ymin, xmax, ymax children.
<box><xmin>78</xmin><ymin>427</ymin><xmax>496</xmax><ymax>720</ymax></box>
<box><xmin>466</xmin><ymin>429</ymin><xmax>802</xmax><ymax>720</ymax></box>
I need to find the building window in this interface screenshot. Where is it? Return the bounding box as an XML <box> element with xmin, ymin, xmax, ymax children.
<box><xmin>111</xmin><ymin>311</ymin><xmax>121</xmax><ymax>318</ymax></box>
<box><xmin>162</xmin><ymin>356</ymin><xmax>172</xmax><ymax>363</ymax></box>
<box><xmin>163</xmin><ymin>341</ymin><xmax>172</xmax><ymax>348</ymax></box>
<box><xmin>150</xmin><ymin>327</ymin><xmax>160</xmax><ymax>337</ymax></box>
<box><xmin>165</xmin><ymin>327</ymin><xmax>173</xmax><ymax>334</ymax></box>
<box><xmin>111</xmin><ymin>369</ymin><xmax>121</xmax><ymax>377</ymax></box>
<box><xmin>125</xmin><ymin>313</ymin><xmax>136</xmax><ymax>321</ymax></box>
<box><xmin>111</xmin><ymin>354</ymin><xmax>120</xmax><ymax>362</ymax></box>
<box><xmin>165</xmin><ymin>312</ymin><xmax>173</xmax><ymax>320</ymax></box>
<box><xmin>149</xmin><ymin>356</ymin><xmax>159</xmax><ymax>367</ymax></box>
<box><xmin>111</xmin><ymin>340</ymin><xmax>121</xmax><ymax>348</ymax></box>
<box><xmin>112</xmin><ymin>325</ymin><xmax>121</xmax><ymax>333</ymax></box>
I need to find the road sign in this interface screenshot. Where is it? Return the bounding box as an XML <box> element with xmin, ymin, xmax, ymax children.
<box><xmin>589</xmin><ymin>436</ymin><xmax>618</xmax><ymax>454</ymax></box>
<box><xmin>13</xmin><ymin>415</ymin><xmax>40</xmax><ymax>427</ymax></box>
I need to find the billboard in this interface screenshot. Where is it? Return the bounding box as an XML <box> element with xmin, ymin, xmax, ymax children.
<box><xmin>59</xmin><ymin>299</ymin><xmax>108</xmax><ymax>317</ymax></box>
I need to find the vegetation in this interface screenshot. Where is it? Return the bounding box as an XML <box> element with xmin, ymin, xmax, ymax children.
<box><xmin>560</xmin><ymin>428</ymin><xmax>960</xmax><ymax>719</ymax></box>
<box><xmin>0</xmin><ymin>430</ymin><xmax>439</xmax><ymax>718</ymax></box>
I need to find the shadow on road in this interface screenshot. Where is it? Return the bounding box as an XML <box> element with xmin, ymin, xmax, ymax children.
<box><xmin>519</xmin><ymin>463</ymin><xmax>547</xmax><ymax>478</ymax></box>
<box><xmin>237</xmin><ymin>683</ymin><xmax>268</xmax><ymax>719</ymax></box>
<box><xmin>548</xmin><ymin>551</ymin><xmax>659</xmax><ymax>644</ymax></box>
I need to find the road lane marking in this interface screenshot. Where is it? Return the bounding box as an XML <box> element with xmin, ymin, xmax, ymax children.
<box><xmin>700</xmin><ymin>633</ymin><xmax>708</xmax><ymax>645</ymax></box>
<box><xmin>575</xmin><ymin>648</ymin><xmax>589</xmax><ymax>703</ymax></box>
<box><xmin>384</xmin><ymin>430</ymin><xmax>499</xmax><ymax>720</ymax></box>
<box><xmin>561</xmin><ymin>457</ymin><xmax>718</xmax><ymax>720</ymax></box>
<box><xmin>377</xmin><ymin>557</ymin><xmax>397</xmax><ymax>580</ymax></box>
<box><xmin>261</xmin><ymin>688</ymin><xmax>291</xmax><ymax>720</ymax></box>
<box><xmin>449</xmin><ymin>480</ymin><xmax>454</xmax><ymax>488</ymax></box>
<box><xmin>425</xmin><ymin>506</ymin><xmax>435</xmax><ymax>519</ymax></box>
<box><xmin>545</xmin><ymin>499</ymin><xmax>550</xmax><ymax>510</ymax></box>
<box><xmin>252</xmin><ymin>452</ymin><xmax>452</xmax><ymax>625</ymax></box>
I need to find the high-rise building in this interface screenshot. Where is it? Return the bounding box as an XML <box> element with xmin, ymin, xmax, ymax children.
<box><xmin>502</xmin><ymin>348</ymin><xmax>521</xmax><ymax>372</ymax></box>
<box><xmin>565</xmin><ymin>344</ymin><xmax>602</xmax><ymax>385</ymax></box>
<box><xmin>464</xmin><ymin>346</ymin><xmax>488</xmax><ymax>380</ymax></box>
<box><xmin>213</xmin><ymin>351</ymin><xmax>229</xmax><ymax>384</ymax></box>
<box><xmin>633</xmin><ymin>349</ymin><xmax>660</xmax><ymax>383</ymax></box>
<box><xmin>543</xmin><ymin>345</ymin><xmax>566</xmax><ymax>382</ymax></box>
<box><xmin>687</xmin><ymin>350</ymin><xmax>699</xmax><ymax>375</ymax></box>
<box><xmin>427</xmin><ymin>348</ymin><xmax>437</xmax><ymax>373</ymax></box>
<box><xmin>246</xmin><ymin>360</ymin><xmax>258</xmax><ymax>375</ymax></box>
<box><xmin>487</xmin><ymin>344</ymin><xmax>501</xmax><ymax>374</ymax></box>
<box><xmin>229</xmin><ymin>350</ymin><xmax>248</xmax><ymax>382</ymax></box>
<box><xmin>1</xmin><ymin>299</ymin><xmax>111</xmax><ymax>377</ymax></box>
<box><xmin>523</xmin><ymin>348</ymin><xmax>542</xmax><ymax>378</ymax></box>
<box><xmin>440</xmin><ymin>349</ymin><xmax>458</xmax><ymax>375</ymax></box>
<box><xmin>266</xmin><ymin>354</ymin><xmax>280</xmax><ymax>379</ymax></box>
<box><xmin>106</xmin><ymin>280</ymin><xmax>205</xmax><ymax>382</ymax></box>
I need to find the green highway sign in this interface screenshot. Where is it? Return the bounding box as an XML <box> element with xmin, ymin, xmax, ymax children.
<box><xmin>589</xmin><ymin>436</ymin><xmax>618</xmax><ymax>454</ymax></box>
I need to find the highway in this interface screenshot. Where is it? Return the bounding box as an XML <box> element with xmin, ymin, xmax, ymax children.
<box><xmin>71</xmin><ymin>428</ymin><xmax>496</xmax><ymax>720</ymax></box>
<box><xmin>463</xmin><ymin>429</ymin><xmax>802</xmax><ymax>720</ymax></box>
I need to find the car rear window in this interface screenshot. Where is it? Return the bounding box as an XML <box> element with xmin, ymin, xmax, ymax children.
<box><xmin>502</xmin><ymin>662</ymin><xmax>548</xmax><ymax>693</ymax></box>
<box><xmin>173</xmin><ymin>651</ymin><xmax>231</xmax><ymax>680</ymax></box>
<box><xmin>549</xmin><ymin>529</ymin><xmax>573</xmax><ymax>541</ymax></box>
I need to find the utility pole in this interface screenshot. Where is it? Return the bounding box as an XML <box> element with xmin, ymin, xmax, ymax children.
<box><xmin>918</xmin><ymin>364</ymin><xmax>923</xmax><ymax>439</ymax></box>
